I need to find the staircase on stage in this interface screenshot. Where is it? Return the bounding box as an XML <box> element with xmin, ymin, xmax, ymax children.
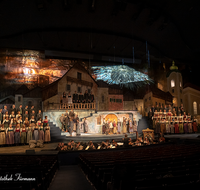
<box><xmin>44</xmin><ymin>109</ymin><xmax>149</xmax><ymax>142</ymax></box>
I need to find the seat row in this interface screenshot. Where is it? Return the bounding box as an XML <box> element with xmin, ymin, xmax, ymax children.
<box><xmin>0</xmin><ymin>155</ymin><xmax>59</xmax><ymax>190</ymax></box>
<box><xmin>79</xmin><ymin>143</ymin><xmax>200</xmax><ymax>190</ymax></box>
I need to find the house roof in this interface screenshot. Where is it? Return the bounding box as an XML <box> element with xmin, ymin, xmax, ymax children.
<box><xmin>43</xmin><ymin>62</ymin><xmax>98</xmax><ymax>91</ymax></box>
<box><xmin>15</xmin><ymin>84</ymin><xmax>29</xmax><ymax>95</ymax></box>
<box><xmin>0</xmin><ymin>95</ymin><xmax>15</xmax><ymax>104</ymax></box>
<box><xmin>146</xmin><ymin>84</ymin><xmax>173</xmax><ymax>102</ymax></box>
<box><xmin>183</xmin><ymin>82</ymin><xmax>200</xmax><ymax>92</ymax></box>
<box><xmin>23</xmin><ymin>86</ymin><xmax>42</xmax><ymax>98</ymax></box>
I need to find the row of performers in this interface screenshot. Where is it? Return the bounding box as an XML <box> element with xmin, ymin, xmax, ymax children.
<box><xmin>63</xmin><ymin>118</ymin><xmax>89</xmax><ymax>136</ymax></box>
<box><xmin>151</xmin><ymin>110</ymin><xmax>192</xmax><ymax>118</ymax></box>
<box><xmin>152</xmin><ymin>117</ymin><xmax>198</xmax><ymax>134</ymax></box>
<box><xmin>102</xmin><ymin>118</ymin><xmax>138</xmax><ymax>134</ymax></box>
<box><xmin>0</xmin><ymin>122</ymin><xmax>51</xmax><ymax>146</ymax></box>
<box><xmin>0</xmin><ymin>116</ymin><xmax>48</xmax><ymax>129</ymax></box>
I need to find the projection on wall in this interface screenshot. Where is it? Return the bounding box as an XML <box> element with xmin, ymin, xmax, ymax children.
<box><xmin>92</xmin><ymin>65</ymin><xmax>153</xmax><ymax>89</ymax></box>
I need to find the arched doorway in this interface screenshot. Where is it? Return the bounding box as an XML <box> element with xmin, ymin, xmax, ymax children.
<box><xmin>105</xmin><ymin>114</ymin><xmax>118</xmax><ymax>122</ymax></box>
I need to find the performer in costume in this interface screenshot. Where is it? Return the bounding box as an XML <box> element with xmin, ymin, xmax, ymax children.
<box><xmin>165</xmin><ymin>119</ymin><xmax>170</xmax><ymax>134</ymax></box>
<box><xmin>0</xmin><ymin>124</ymin><xmax>6</xmax><ymax>146</ymax></box>
<box><xmin>187</xmin><ymin>118</ymin><xmax>193</xmax><ymax>133</ymax></box>
<box><xmin>44</xmin><ymin>123</ymin><xmax>51</xmax><ymax>142</ymax></box>
<box><xmin>83</xmin><ymin>117</ymin><xmax>88</xmax><ymax>133</ymax></box>
<box><xmin>39</xmin><ymin>123</ymin><xmax>45</xmax><ymax>141</ymax></box>
<box><xmin>183</xmin><ymin>112</ymin><xmax>187</xmax><ymax>120</ymax></box>
<box><xmin>133</xmin><ymin>118</ymin><xmax>137</xmax><ymax>133</ymax></box>
<box><xmin>126</xmin><ymin>118</ymin><xmax>129</xmax><ymax>133</ymax></box>
<box><xmin>14</xmin><ymin>123</ymin><xmax>21</xmax><ymax>145</ymax></box>
<box><xmin>113</xmin><ymin>119</ymin><xmax>117</xmax><ymax>134</ymax></box>
<box><xmin>117</xmin><ymin>119</ymin><xmax>121</xmax><ymax>134</ymax></box>
<box><xmin>37</xmin><ymin>118</ymin><xmax>42</xmax><ymax>127</ymax></box>
<box><xmin>105</xmin><ymin>119</ymin><xmax>109</xmax><ymax>135</ymax></box>
<box><xmin>64</xmin><ymin>113</ymin><xmax>69</xmax><ymax>132</ymax></box>
<box><xmin>174</xmin><ymin>118</ymin><xmax>179</xmax><ymax>134</ymax></box>
<box><xmin>62</xmin><ymin>92</ymin><xmax>67</xmax><ymax>105</ymax></box>
<box><xmin>129</xmin><ymin>119</ymin><xmax>133</xmax><ymax>134</ymax></box>
<box><xmin>155</xmin><ymin>118</ymin><xmax>160</xmax><ymax>134</ymax></box>
<box><xmin>178</xmin><ymin>117</ymin><xmax>184</xmax><ymax>133</ymax></box>
<box><xmin>26</xmin><ymin>124</ymin><xmax>33</xmax><ymax>144</ymax></box>
<box><xmin>16</xmin><ymin>111</ymin><xmax>21</xmax><ymax>120</ymax></box>
<box><xmin>11</xmin><ymin>118</ymin><xmax>17</xmax><ymax>129</ymax></box>
<box><xmin>76</xmin><ymin>119</ymin><xmax>81</xmax><ymax>136</ymax></box>
<box><xmin>170</xmin><ymin>117</ymin><xmax>174</xmax><ymax>134</ymax></box>
<box><xmin>9</xmin><ymin>111</ymin><xmax>16</xmax><ymax>120</ymax></box>
<box><xmin>20</xmin><ymin>124</ymin><xmax>27</xmax><ymax>145</ymax></box>
<box><xmin>23</xmin><ymin>111</ymin><xmax>29</xmax><ymax>121</ymax></box>
<box><xmin>183</xmin><ymin>117</ymin><xmax>188</xmax><ymax>133</ymax></box>
<box><xmin>102</xmin><ymin>118</ymin><xmax>106</xmax><ymax>134</ymax></box>
<box><xmin>24</xmin><ymin>117</ymin><xmax>30</xmax><ymax>128</ymax></box>
<box><xmin>33</xmin><ymin>124</ymin><xmax>39</xmax><ymax>141</ymax></box>
<box><xmin>109</xmin><ymin>120</ymin><xmax>113</xmax><ymax>134</ymax></box>
<box><xmin>69</xmin><ymin>118</ymin><xmax>74</xmax><ymax>136</ymax></box>
<box><xmin>192</xmin><ymin>116</ymin><xmax>198</xmax><ymax>133</ymax></box>
<box><xmin>67</xmin><ymin>92</ymin><xmax>72</xmax><ymax>107</ymax></box>
<box><xmin>122</xmin><ymin>118</ymin><xmax>127</xmax><ymax>134</ymax></box>
<box><xmin>6</xmin><ymin>124</ymin><xmax>14</xmax><ymax>145</ymax></box>
<box><xmin>3</xmin><ymin>116</ymin><xmax>10</xmax><ymax>129</ymax></box>
<box><xmin>18</xmin><ymin>116</ymin><xmax>23</xmax><ymax>128</ymax></box>
<box><xmin>160</xmin><ymin>118</ymin><xmax>166</xmax><ymax>134</ymax></box>
<box><xmin>43</xmin><ymin>116</ymin><xmax>48</xmax><ymax>127</ymax></box>
<box><xmin>187</xmin><ymin>113</ymin><xmax>192</xmax><ymax>120</ymax></box>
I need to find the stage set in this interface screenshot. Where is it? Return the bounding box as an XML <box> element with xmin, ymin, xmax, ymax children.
<box><xmin>43</xmin><ymin>109</ymin><xmax>142</xmax><ymax>140</ymax></box>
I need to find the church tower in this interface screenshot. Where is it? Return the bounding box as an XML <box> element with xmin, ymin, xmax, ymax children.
<box><xmin>166</xmin><ymin>61</ymin><xmax>183</xmax><ymax>107</ymax></box>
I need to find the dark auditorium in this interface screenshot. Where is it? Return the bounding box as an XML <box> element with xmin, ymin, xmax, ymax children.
<box><xmin>0</xmin><ymin>1</ymin><xmax>200</xmax><ymax>190</ymax></box>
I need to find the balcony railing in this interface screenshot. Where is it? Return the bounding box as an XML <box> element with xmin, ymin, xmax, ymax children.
<box><xmin>44</xmin><ymin>102</ymin><xmax>96</xmax><ymax>111</ymax></box>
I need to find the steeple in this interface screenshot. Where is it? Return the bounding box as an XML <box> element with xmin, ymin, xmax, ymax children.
<box><xmin>170</xmin><ymin>60</ymin><xmax>178</xmax><ymax>70</ymax></box>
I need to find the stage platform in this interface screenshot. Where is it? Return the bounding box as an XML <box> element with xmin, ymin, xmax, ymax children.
<box><xmin>62</xmin><ymin>132</ymin><xmax>137</xmax><ymax>143</ymax></box>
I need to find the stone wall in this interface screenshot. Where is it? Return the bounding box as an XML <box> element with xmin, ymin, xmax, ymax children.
<box><xmin>183</xmin><ymin>87</ymin><xmax>200</xmax><ymax>115</ymax></box>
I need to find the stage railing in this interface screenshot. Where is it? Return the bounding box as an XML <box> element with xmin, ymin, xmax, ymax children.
<box><xmin>44</xmin><ymin>102</ymin><xmax>96</xmax><ymax>110</ymax></box>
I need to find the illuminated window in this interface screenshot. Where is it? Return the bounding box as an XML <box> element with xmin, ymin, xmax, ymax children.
<box><xmin>180</xmin><ymin>82</ymin><xmax>182</xmax><ymax>87</ymax></box>
<box><xmin>193</xmin><ymin>101</ymin><xmax>197</xmax><ymax>115</ymax></box>
<box><xmin>171</xmin><ymin>80</ymin><xmax>175</xmax><ymax>87</ymax></box>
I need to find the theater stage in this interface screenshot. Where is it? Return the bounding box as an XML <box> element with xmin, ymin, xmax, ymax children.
<box><xmin>62</xmin><ymin>132</ymin><xmax>137</xmax><ymax>143</ymax></box>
